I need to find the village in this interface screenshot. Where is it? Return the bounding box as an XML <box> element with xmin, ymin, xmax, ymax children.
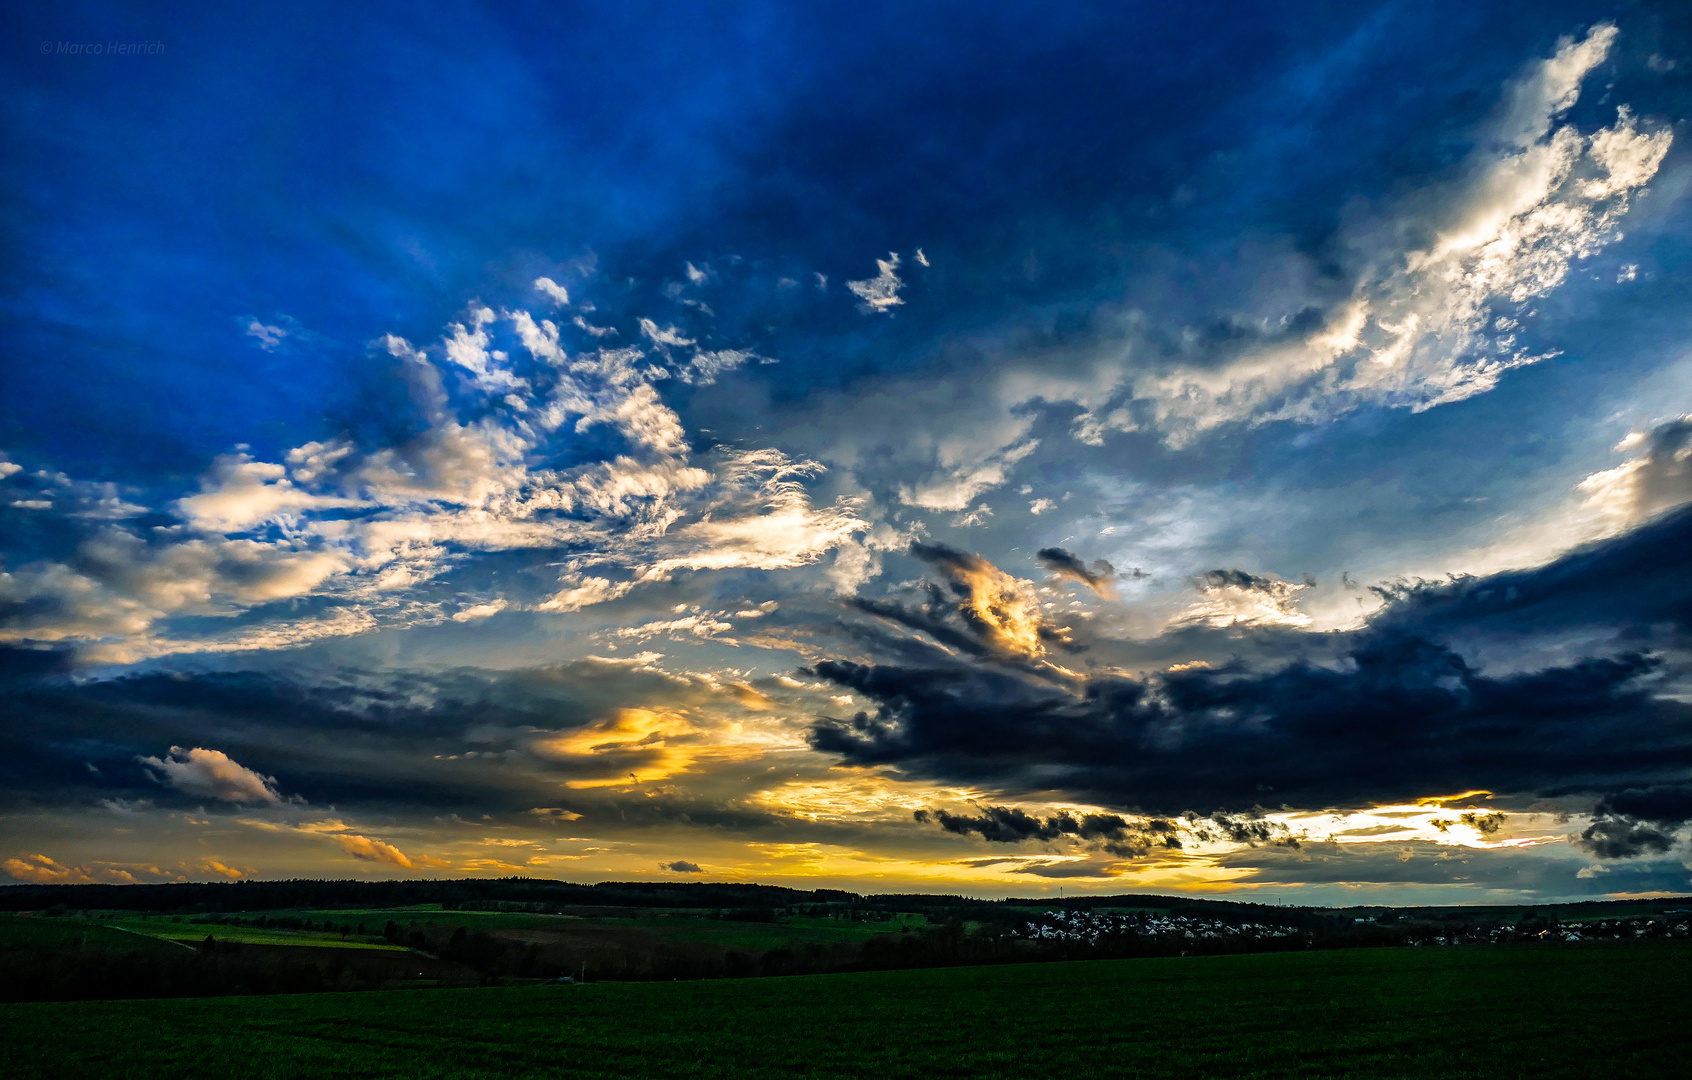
<box><xmin>1014</xmin><ymin>908</ymin><xmax>1692</xmax><ymax>949</ymax></box>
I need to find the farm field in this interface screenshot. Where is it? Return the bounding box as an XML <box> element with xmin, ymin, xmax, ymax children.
<box><xmin>100</xmin><ymin>904</ymin><xmax>930</xmax><ymax>956</ymax></box>
<box><xmin>109</xmin><ymin>919</ymin><xmax>411</xmax><ymax>951</ymax></box>
<box><xmin>0</xmin><ymin>914</ymin><xmax>184</xmax><ymax>955</ymax></box>
<box><xmin>0</xmin><ymin>904</ymin><xmax>940</xmax><ymax>1000</ymax></box>
<box><xmin>302</xmin><ymin>905</ymin><xmax>929</xmax><ymax>948</ymax></box>
<box><xmin>0</xmin><ymin>913</ymin><xmax>412</xmax><ymax>952</ymax></box>
<box><xmin>6</xmin><ymin>941</ymin><xmax>1689</xmax><ymax>1080</ymax></box>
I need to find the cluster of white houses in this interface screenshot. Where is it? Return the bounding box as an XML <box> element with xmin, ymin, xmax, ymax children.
<box><xmin>1015</xmin><ymin>908</ymin><xmax>1298</xmax><ymax>945</ymax></box>
<box><xmin>1012</xmin><ymin>908</ymin><xmax>1692</xmax><ymax>948</ymax></box>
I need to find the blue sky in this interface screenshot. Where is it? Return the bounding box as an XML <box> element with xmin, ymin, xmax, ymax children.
<box><xmin>4</xmin><ymin>1</ymin><xmax>1692</xmax><ymax>901</ymax></box>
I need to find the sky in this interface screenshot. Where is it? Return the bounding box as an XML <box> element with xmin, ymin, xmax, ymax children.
<box><xmin>4</xmin><ymin>1</ymin><xmax>1692</xmax><ymax>905</ymax></box>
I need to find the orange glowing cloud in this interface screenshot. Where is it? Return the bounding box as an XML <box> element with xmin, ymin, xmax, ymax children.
<box><xmin>2</xmin><ymin>854</ymin><xmax>95</xmax><ymax>884</ymax></box>
<box><xmin>912</xmin><ymin>543</ymin><xmax>1049</xmax><ymax>657</ymax></box>
<box><xmin>532</xmin><ymin>707</ymin><xmax>759</xmax><ymax>788</ymax></box>
<box><xmin>334</xmin><ymin>834</ymin><xmax>414</xmax><ymax>868</ymax></box>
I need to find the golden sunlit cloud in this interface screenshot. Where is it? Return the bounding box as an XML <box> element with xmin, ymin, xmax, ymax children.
<box><xmin>533</xmin><ymin>706</ymin><xmax>769</xmax><ymax>788</ymax></box>
<box><xmin>1267</xmin><ymin>801</ymin><xmax>1558</xmax><ymax>851</ymax></box>
<box><xmin>954</xmin><ymin>563</ymin><xmax>1047</xmax><ymax>656</ymax></box>
<box><xmin>335</xmin><ymin>834</ymin><xmax>415</xmax><ymax>868</ymax></box>
<box><xmin>907</xmin><ymin>544</ymin><xmax>1061</xmax><ymax>658</ymax></box>
<box><xmin>755</xmin><ymin>776</ymin><xmax>988</xmax><ymax>821</ymax></box>
<box><xmin>1</xmin><ymin>854</ymin><xmax>95</xmax><ymax>884</ymax></box>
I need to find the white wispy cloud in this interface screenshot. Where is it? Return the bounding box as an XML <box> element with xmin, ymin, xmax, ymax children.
<box><xmin>538</xmin><ymin>575</ymin><xmax>636</xmax><ymax>613</ymax></box>
<box><xmin>452</xmin><ymin>598</ymin><xmax>509</xmax><ymax>622</ymax></box>
<box><xmin>177</xmin><ymin>455</ymin><xmax>364</xmax><ymax>532</ymax></box>
<box><xmin>573</xmin><ymin>315</ymin><xmax>617</xmax><ymax>337</ymax></box>
<box><xmin>1083</xmin><ymin>24</ymin><xmax>1671</xmax><ymax>447</ymax></box>
<box><xmin>86</xmin><ymin>606</ymin><xmax>385</xmax><ymax>665</ymax></box>
<box><xmin>1170</xmin><ymin>570</ymin><xmax>1313</xmax><ymax>629</ymax></box>
<box><xmin>1</xmin><ymin>466</ymin><xmax>148</xmax><ymax>521</ymax></box>
<box><xmin>638</xmin><ymin>318</ymin><xmax>697</xmax><ymax>348</ymax></box>
<box><xmin>533</xmin><ymin>276</ymin><xmax>570</xmax><ymax>306</ymax></box>
<box><xmin>3</xmin><ymin>293</ymin><xmax>864</xmax><ymax>657</ymax></box>
<box><xmin>244</xmin><ymin>319</ymin><xmax>287</xmax><ymax>350</ymax></box>
<box><xmin>613</xmin><ymin>611</ymin><xmax>736</xmax><ymax>642</ymax></box>
<box><xmin>846</xmin><ymin>252</ymin><xmax>906</xmax><ymax>314</ymax></box>
<box><xmin>443</xmin><ymin>306</ymin><xmax>529</xmax><ymax>393</ymax></box>
<box><xmin>682</xmin><ymin>349</ymin><xmax>770</xmax><ymax>386</ymax></box>
<box><xmin>899</xmin><ymin>437</ymin><xmax>1039</xmax><ymax>511</ymax></box>
<box><xmin>639</xmin><ymin>450</ymin><xmax>869</xmax><ymax>577</ymax></box>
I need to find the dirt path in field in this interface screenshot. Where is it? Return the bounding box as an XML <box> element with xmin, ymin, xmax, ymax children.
<box><xmin>107</xmin><ymin>925</ymin><xmax>195</xmax><ymax>952</ymax></box>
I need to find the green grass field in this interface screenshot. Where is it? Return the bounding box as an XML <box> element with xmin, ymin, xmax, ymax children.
<box><xmin>1</xmin><ymin>912</ymin><xmax>413</xmax><ymax>952</ymax></box>
<box><xmin>82</xmin><ymin>905</ymin><xmax>929</xmax><ymax>953</ymax></box>
<box><xmin>107</xmin><ymin>919</ymin><xmax>411</xmax><ymax>951</ymax></box>
<box><xmin>305</xmin><ymin>905</ymin><xmax>928</xmax><ymax>943</ymax></box>
<box><xmin>5</xmin><ymin>941</ymin><xmax>1688</xmax><ymax>1079</ymax></box>
<box><xmin>0</xmin><ymin>914</ymin><xmax>184</xmax><ymax>954</ymax></box>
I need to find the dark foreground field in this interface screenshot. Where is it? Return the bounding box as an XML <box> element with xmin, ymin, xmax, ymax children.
<box><xmin>6</xmin><ymin>942</ymin><xmax>1689</xmax><ymax>1080</ymax></box>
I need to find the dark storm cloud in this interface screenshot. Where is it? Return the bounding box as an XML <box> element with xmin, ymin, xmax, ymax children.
<box><xmin>1196</xmin><ymin>568</ymin><xmax>1284</xmax><ymax>592</ymax></box>
<box><xmin>1457</xmin><ymin>811</ymin><xmax>1506</xmax><ymax>835</ymax></box>
<box><xmin>912</xmin><ymin>803</ymin><xmax>1297</xmax><ymax>864</ymax></box>
<box><xmin>1036</xmin><ymin>547</ymin><xmax>1119</xmax><ymax>597</ymax></box>
<box><xmin>915</xmin><ymin>805</ymin><xmax>1184</xmax><ymax>860</ymax></box>
<box><xmin>0</xmin><ymin>644</ymin><xmax>73</xmax><ymax>680</ymax></box>
<box><xmin>1576</xmin><ymin>817</ymin><xmax>1677</xmax><ymax>860</ymax></box>
<box><xmin>1198</xmin><ymin>813</ymin><xmax>1302</xmax><ymax>848</ymax></box>
<box><xmin>1361</xmin><ymin>504</ymin><xmax>1692</xmax><ymax>644</ymax></box>
<box><xmin>1595</xmin><ymin>783</ymin><xmax>1692</xmax><ymax>825</ymax></box>
<box><xmin>810</xmin><ymin>508</ymin><xmax>1692</xmax><ymax>832</ymax></box>
<box><xmin>916</xmin><ymin>805</ymin><xmax>1129</xmax><ymax>842</ymax></box>
<box><xmin>1211</xmin><ymin>841</ymin><xmax>1540</xmax><ymax>889</ymax></box>
<box><xmin>0</xmin><ymin>653</ymin><xmax>760</xmax><ymax>816</ymax></box>
<box><xmin>1011</xmin><ymin>860</ymin><xmax>1127</xmax><ymax>879</ymax></box>
<box><xmin>1573</xmin><ymin>782</ymin><xmax>1692</xmax><ymax>858</ymax></box>
<box><xmin>849</xmin><ymin>597</ymin><xmax>994</xmax><ymax>660</ymax></box>
<box><xmin>1218</xmin><ymin>840</ymin><xmax>1692</xmax><ymax>896</ymax></box>
<box><xmin>0</xmin><ymin>645</ymin><xmax>980</xmax><ymax>859</ymax></box>
<box><xmin>0</xmin><ymin>658</ymin><xmax>541</xmax><ymax>811</ymax></box>
<box><xmin>662</xmin><ymin>860</ymin><xmax>704</xmax><ymax>873</ymax></box>
<box><xmin>908</xmin><ymin>541</ymin><xmax>989</xmax><ymax>580</ymax></box>
<box><xmin>811</xmin><ymin>642</ymin><xmax>1677</xmax><ymax>817</ymax></box>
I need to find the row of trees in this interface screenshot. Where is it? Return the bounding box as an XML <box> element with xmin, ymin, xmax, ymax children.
<box><xmin>1</xmin><ymin>877</ymin><xmax>864</xmax><ymax>914</ymax></box>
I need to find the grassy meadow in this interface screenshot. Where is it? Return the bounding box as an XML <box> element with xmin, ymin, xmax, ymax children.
<box><xmin>0</xmin><ymin>903</ymin><xmax>952</xmax><ymax>999</ymax></box>
<box><xmin>6</xmin><ymin>940</ymin><xmax>1689</xmax><ymax>1080</ymax></box>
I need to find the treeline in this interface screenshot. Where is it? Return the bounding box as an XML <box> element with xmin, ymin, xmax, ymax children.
<box><xmin>0</xmin><ymin>876</ymin><xmax>1350</xmax><ymax>922</ymax></box>
<box><xmin>0</xmin><ymin>877</ymin><xmax>862</xmax><ymax>914</ymax></box>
